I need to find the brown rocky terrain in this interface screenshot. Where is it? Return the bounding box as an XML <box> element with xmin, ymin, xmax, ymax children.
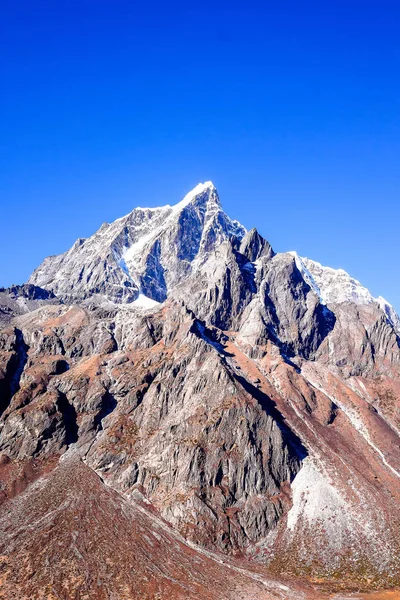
<box><xmin>0</xmin><ymin>183</ymin><xmax>399</xmax><ymax>599</ymax></box>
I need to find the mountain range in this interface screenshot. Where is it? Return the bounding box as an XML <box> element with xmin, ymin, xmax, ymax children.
<box><xmin>0</xmin><ymin>182</ymin><xmax>399</xmax><ymax>600</ymax></box>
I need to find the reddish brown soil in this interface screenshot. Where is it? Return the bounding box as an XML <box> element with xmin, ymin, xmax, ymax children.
<box><xmin>0</xmin><ymin>458</ymin><xmax>323</xmax><ymax>600</ymax></box>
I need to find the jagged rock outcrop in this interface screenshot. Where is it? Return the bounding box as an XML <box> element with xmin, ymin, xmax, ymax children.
<box><xmin>237</xmin><ymin>252</ymin><xmax>336</xmax><ymax>359</ymax></box>
<box><xmin>1</xmin><ymin>182</ymin><xmax>400</xmax><ymax>598</ymax></box>
<box><xmin>0</xmin><ymin>284</ymin><xmax>59</xmax><ymax>325</ymax></box>
<box><xmin>239</xmin><ymin>227</ymin><xmax>275</xmax><ymax>262</ymax></box>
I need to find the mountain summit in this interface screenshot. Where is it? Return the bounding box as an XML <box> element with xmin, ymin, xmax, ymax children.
<box><xmin>29</xmin><ymin>182</ymin><xmax>245</xmax><ymax>304</ymax></box>
<box><xmin>1</xmin><ymin>182</ymin><xmax>400</xmax><ymax>599</ymax></box>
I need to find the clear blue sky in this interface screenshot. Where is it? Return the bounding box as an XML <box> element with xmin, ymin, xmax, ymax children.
<box><xmin>1</xmin><ymin>1</ymin><xmax>399</xmax><ymax>309</ymax></box>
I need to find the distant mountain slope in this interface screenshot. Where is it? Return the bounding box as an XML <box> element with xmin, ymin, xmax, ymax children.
<box><xmin>290</xmin><ymin>252</ymin><xmax>400</xmax><ymax>334</ymax></box>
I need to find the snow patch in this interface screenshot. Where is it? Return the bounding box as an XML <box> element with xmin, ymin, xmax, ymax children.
<box><xmin>132</xmin><ymin>294</ymin><xmax>161</xmax><ymax>309</ymax></box>
<box><xmin>118</xmin><ymin>257</ymin><xmax>131</xmax><ymax>277</ymax></box>
<box><xmin>287</xmin><ymin>457</ymin><xmax>348</xmax><ymax>534</ymax></box>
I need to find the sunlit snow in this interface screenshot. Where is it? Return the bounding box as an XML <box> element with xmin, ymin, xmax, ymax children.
<box><xmin>132</xmin><ymin>294</ymin><xmax>161</xmax><ymax>309</ymax></box>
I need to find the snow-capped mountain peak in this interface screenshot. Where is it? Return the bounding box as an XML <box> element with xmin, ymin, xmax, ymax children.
<box><xmin>124</xmin><ymin>181</ymin><xmax>217</xmax><ymax>215</ymax></box>
<box><xmin>289</xmin><ymin>252</ymin><xmax>400</xmax><ymax>334</ymax></box>
<box><xmin>28</xmin><ymin>182</ymin><xmax>399</xmax><ymax>334</ymax></box>
<box><xmin>172</xmin><ymin>181</ymin><xmax>217</xmax><ymax>211</ymax></box>
<box><xmin>29</xmin><ymin>182</ymin><xmax>245</xmax><ymax>304</ymax></box>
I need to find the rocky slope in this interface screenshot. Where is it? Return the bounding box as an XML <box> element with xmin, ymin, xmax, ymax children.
<box><xmin>1</xmin><ymin>182</ymin><xmax>400</xmax><ymax>599</ymax></box>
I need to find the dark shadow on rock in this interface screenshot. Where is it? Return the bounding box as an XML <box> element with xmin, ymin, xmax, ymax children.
<box><xmin>140</xmin><ymin>239</ymin><xmax>167</xmax><ymax>302</ymax></box>
<box><xmin>0</xmin><ymin>328</ymin><xmax>29</xmax><ymax>418</ymax></box>
<box><xmin>233</xmin><ymin>373</ymin><xmax>308</xmax><ymax>466</ymax></box>
<box><xmin>56</xmin><ymin>392</ymin><xmax>78</xmax><ymax>445</ymax></box>
<box><xmin>191</xmin><ymin>320</ymin><xmax>235</xmax><ymax>356</ymax></box>
<box><xmin>94</xmin><ymin>391</ymin><xmax>118</xmax><ymax>431</ymax></box>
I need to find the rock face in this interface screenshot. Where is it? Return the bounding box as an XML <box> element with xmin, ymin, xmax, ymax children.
<box><xmin>0</xmin><ymin>284</ymin><xmax>59</xmax><ymax>325</ymax></box>
<box><xmin>1</xmin><ymin>182</ymin><xmax>400</xmax><ymax>598</ymax></box>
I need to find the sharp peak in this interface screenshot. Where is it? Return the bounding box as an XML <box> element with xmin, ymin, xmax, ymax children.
<box><xmin>172</xmin><ymin>181</ymin><xmax>219</xmax><ymax>211</ymax></box>
<box><xmin>128</xmin><ymin>181</ymin><xmax>219</xmax><ymax>216</ymax></box>
<box><xmin>189</xmin><ymin>180</ymin><xmax>216</xmax><ymax>193</ymax></box>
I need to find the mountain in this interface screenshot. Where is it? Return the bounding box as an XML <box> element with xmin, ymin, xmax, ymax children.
<box><xmin>29</xmin><ymin>182</ymin><xmax>245</xmax><ymax>304</ymax></box>
<box><xmin>1</xmin><ymin>182</ymin><xmax>400</xmax><ymax>599</ymax></box>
